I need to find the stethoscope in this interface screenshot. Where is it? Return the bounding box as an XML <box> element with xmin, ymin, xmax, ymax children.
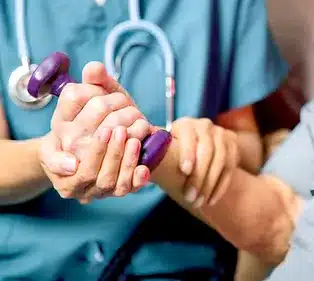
<box><xmin>9</xmin><ymin>0</ymin><xmax>176</xmax><ymax>130</ymax></box>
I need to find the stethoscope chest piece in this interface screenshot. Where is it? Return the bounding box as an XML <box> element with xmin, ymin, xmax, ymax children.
<box><xmin>8</xmin><ymin>64</ymin><xmax>52</xmax><ymax>110</ymax></box>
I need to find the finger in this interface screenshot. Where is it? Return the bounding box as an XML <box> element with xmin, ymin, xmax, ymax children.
<box><xmin>96</xmin><ymin>126</ymin><xmax>127</xmax><ymax>192</ymax></box>
<box><xmin>81</xmin><ymin>184</ymin><xmax>112</xmax><ymax>202</ymax></box>
<box><xmin>97</xmin><ymin>106</ymin><xmax>144</xmax><ymax>130</ymax></box>
<box><xmin>79</xmin><ymin>198</ymin><xmax>92</xmax><ymax>205</ymax></box>
<box><xmin>71</xmin><ymin>92</ymin><xmax>132</xmax><ymax>137</ymax></box>
<box><xmin>40</xmin><ymin>133</ymin><xmax>78</xmax><ymax>176</ymax></box>
<box><xmin>61</xmin><ymin>127</ymin><xmax>112</xmax><ymax>199</ymax></box>
<box><xmin>172</xmin><ymin>118</ymin><xmax>197</xmax><ymax>176</ymax></box>
<box><xmin>113</xmin><ymin>138</ymin><xmax>141</xmax><ymax>197</ymax></box>
<box><xmin>51</xmin><ymin>83</ymin><xmax>106</xmax><ymax>125</ymax></box>
<box><xmin>82</xmin><ymin>61</ymin><xmax>132</xmax><ymax>99</ymax></box>
<box><xmin>202</xmin><ymin>127</ymin><xmax>227</xmax><ymax>204</ymax></box>
<box><xmin>208</xmin><ymin>135</ymin><xmax>238</xmax><ymax>205</ymax></box>
<box><xmin>183</xmin><ymin>133</ymin><xmax>213</xmax><ymax>206</ymax></box>
<box><xmin>208</xmin><ymin>169</ymin><xmax>232</xmax><ymax>206</ymax></box>
<box><xmin>132</xmin><ymin>165</ymin><xmax>151</xmax><ymax>192</ymax></box>
<box><xmin>127</xmin><ymin>118</ymin><xmax>152</xmax><ymax>140</ymax></box>
<box><xmin>225</xmin><ymin>132</ymin><xmax>240</xmax><ymax>169</ymax></box>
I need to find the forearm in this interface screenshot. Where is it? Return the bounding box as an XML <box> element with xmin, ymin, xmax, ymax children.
<box><xmin>151</xmin><ymin>137</ymin><xmax>300</xmax><ymax>264</ymax></box>
<box><xmin>0</xmin><ymin>138</ymin><xmax>51</xmax><ymax>205</ymax></box>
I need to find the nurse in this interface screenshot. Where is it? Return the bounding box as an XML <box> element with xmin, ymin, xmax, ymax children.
<box><xmin>0</xmin><ymin>0</ymin><xmax>287</xmax><ymax>280</ymax></box>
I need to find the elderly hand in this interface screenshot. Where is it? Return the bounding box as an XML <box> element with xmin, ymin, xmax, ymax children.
<box><xmin>171</xmin><ymin>117</ymin><xmax>240</xmax><ymax>208</ymax></box>
<box><xmin>39</xmin><ymin>62</ymin><xmax>151</xmax><ymax>203</ymax></box>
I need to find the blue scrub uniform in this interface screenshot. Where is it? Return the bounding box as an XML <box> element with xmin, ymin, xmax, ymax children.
<box><xmin>0</xmin><ymin>0</ymin><xmax>287</xmax><ymax>280</ymax></box>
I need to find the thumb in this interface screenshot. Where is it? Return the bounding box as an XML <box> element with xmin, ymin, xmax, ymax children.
<box><xmin>40</xmin><ymin>133</ymin><xmax>79</xmax><ymax>176</ymax></box>
<box><xmin>82</xmin><ymin>61</ymin><xmax>130</xmax><ymax>97</ymax></box>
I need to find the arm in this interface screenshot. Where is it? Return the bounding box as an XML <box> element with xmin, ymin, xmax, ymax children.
<box><xmin>154</xmin><ymin>100</ymin><xmax>314</xmax><ymax>265</ymax></box>
<box><xmin>0</xmin><ymin>99</ymin><xmax>51</xmax><ymax>205</ymax></box>
<box><xmin>150</xmin><ymin>131</ymin><xmax>302</xmax><ymax>264</ymax></box>
<box><xmin>233</xmin><ymin>64</ymin><xmax>306</xmax><ymax>281</ymax></box>
<box><xmin>0</xmin><ymin>138</ymin><xmax>51</xmax><ymax>205</ymax></box>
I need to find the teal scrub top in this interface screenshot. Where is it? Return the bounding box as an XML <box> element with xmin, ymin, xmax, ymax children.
<box><xmin>0</xmin><ymin>0</ymin><xmax>287</xmax><ymax>280</ymax></box>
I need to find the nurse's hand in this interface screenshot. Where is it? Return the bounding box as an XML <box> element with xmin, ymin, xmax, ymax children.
<box><xmin>40</xmin><ymin>62</ymin><xmax>151</xmax><ymax>202</ymax></box>
<box><xmin>171</xmin><ymin>117</ymin><xmax>240</xmax><ymax>208</ymax></box>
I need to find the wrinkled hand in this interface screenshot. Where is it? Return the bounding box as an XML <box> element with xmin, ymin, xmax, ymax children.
<box><xmin>171</xmin><ymin>117</ymin><xmax>240</xmax><ymax>208</ymax></box>
<box><xmin>39</xmin><ymin>62</ymin><xmax>151</xmax><ymax>203</ymax></box>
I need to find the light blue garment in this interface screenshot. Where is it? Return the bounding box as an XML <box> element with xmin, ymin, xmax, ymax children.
<box><xmin>261</xmin><ymin>100</ymin><xmax>314</xmax><ymax>280</ymax></box>
<box><xmin>265</xmin><ymin>198</ymin><xmax>314</xmax><ymax>281</ymax></box>
<box><xmin>0</xmin><ymin>0</ymin><xmax>287</xmax><ymax>280</ymax></box>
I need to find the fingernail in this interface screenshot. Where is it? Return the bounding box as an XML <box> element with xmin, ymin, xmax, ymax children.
<box><xmin>184</xmin><ymin>186</ymin><xmax>198</xmax><ymax>203</ymax></box>
<box><xmin>193</xmin><ymin>195</ymin><xmax>205</xmax><ymax>209</ymax></box>
<box><xmin>209</xmin><ymin>198</ymin><xmax>217</xmax><ymax>206</ymax></box>
<box><xmin>61</xmin><ymin>156</ymin><xmax>77</xmax><ymax>173</ymax></box>
<box><xmin>181</xmin><ymin>160</ymin><xmax>193</xmax><ymax>176</ymax></box>
<box><xmin>140</xmin><ymin>168</ymin><xmax>150</xmax><ymax>183</ymax></box>
<box><xmin>100</xmin><ymin>128</ymin><xmax>111</xmax><ymax>143</ymax></box>
<box><xmin>209</xmin><ymin>196</ymin><xmax>220</xmax><ymax>206</ymax></box>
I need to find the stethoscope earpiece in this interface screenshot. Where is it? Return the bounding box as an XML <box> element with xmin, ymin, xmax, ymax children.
<box><xmin>9</xmin><ymin>0</ymin><xmax>54</xmax><ymax>110</ymax></box>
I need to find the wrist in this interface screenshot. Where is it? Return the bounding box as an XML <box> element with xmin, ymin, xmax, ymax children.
<box><xmin>32</xmin><ymin>136</ymin><xmax>48</xmax><ymax>180</ymax></box>
<box><xmin>247</xmin><ymin>175</ymin><xmax>304</xmax><ymax>265</ymax></box>
<box><xmin>0</xmin><ymin>137</ymin><xmax>51</xmax><ymax>205</ymax></box>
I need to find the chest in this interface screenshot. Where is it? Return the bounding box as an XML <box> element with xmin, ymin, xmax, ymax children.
<box><xmin>0</xmin><ymin>0</ymin><xmax>228</xmax><ymax>140</ymax></box>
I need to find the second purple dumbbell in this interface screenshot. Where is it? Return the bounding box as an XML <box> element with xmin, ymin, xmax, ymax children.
<box><xmin>27</xmin><ymin>52</ymin><xmax>172</xmax><ymax>171</ymax></box>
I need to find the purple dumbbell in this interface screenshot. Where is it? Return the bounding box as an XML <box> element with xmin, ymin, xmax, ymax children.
<box><xmin>27</xmin><ymin>52</ymin><xmax>172</xmax><ymax>171</ymax></box>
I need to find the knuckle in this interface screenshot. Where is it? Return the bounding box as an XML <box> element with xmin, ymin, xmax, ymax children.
<box><xmin>96</xmin><ymin>177</ymin><xmax>116</xmax><ymax>191</ymax></box>
<box><xmin>76</xmin><ymin>171</ymin><xmax>97</xmax><ymax>186</ymax></box>
<box><xmin>127</xmin><ymin>106</ymin><xmax>142</xmax><ymax>118</ymax></box>
<box><xmin>62</xmin><ymin>83</ymin><xmax>81</xmax><ymax>102</ymax></box>
<box><xmin>88</xmin><ymin>96</ymin><xmax>111</xmax><ymax>113</ymax></box>
<box><xmin>128</xmin><ymin>121</ymin><xmax>149</xmax><ymax>139</ymax></box>
<box><xmin>58</xmin><ymin>188</ymin><xmax>75</xmax><ymax>199</ymax></box>
<box><xmin>94</xmin><ymin>188</ymin><xmax>108</xmax><ymax>199</ymax></box>
<box><xmin>213</xmin><ymin>125</ymin><xmax>224</xmax><ymax>138</ymax></box>
<box><xmin>178</xmin><ymin>116</ymin><xmax>193</xmax><ymax>124</ymax></box>
<box><xmin>115</xmin><ymin>182</ymin><xmax>131</xmax><ymax>197</ymax></box>
<box><xmin>112</xmin><ymin>92</ymin><xmax>130</xmax><ymax>104</ymax></box>
<box><xmin>173</xmin><ymin>117</ymin><xmax>192</xmax><ymax>129</ymax></box>
<box><xmin>104</xmin><ymin>112</ymin><xmax>122</xmax><ymax>127</ymax></box>
<box><xmin>61</xmin><ymin>134</ymin><xmax>77</xmax><ymax>153</ymax></box>
<box><xmin>199</xmin><ymin>118</ymin><xmax>213</xmax><ymax>131</ymax></box>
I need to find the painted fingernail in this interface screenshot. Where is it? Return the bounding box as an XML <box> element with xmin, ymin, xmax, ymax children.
<box><xmin>193</xmin><ymin>195</ymin><xmax>205</xmax><ymax>209</ymax></box>
<box><xmin>139</xmin><ymin>168</ymin><xmax>150</xmax><ymax>183</ymax></box>
<box><xmin>184</xmin><ymin>186</ymin><xmax>198</xmax><ymax>203</ymax></box>
<box><xmin>100</xmin><ymin>127</ymin><xmax>111</xmax><ymax>143</ymax></box>
<box><xmin>181</xmin><ymin>160</ymin><xmax>193</xmax><ymax>176</ymax></box>
<box><xmin>61</xmin><ymin>156</ymin><xmax>77</xmax><ymax>173</ymax></box>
